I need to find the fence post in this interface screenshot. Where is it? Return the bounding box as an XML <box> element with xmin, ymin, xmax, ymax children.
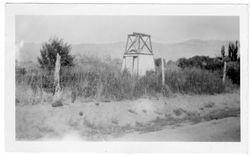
<box><xmin>51</xmin><ymin>53</ymin><xmax>63</xmax><ymax>107</ymax></box>
<box><xmin>54</xmin><ymin>53</ymin><xmax>61</xmax><ymax>96</ymax></box>
<box><xmin>222</xmin><ymin>61</ymin><xmax>227</xmax><ymax>84</ymax></box>
<box><xmin>161</xmin><ymin>57</ymin><xmax>165</xmax><ymax>86</ymax></box>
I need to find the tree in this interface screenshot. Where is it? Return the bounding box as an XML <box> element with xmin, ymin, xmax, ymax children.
<box><xmin>233</xmin><ymin>40</ymin><xmax>239</xmax><ymax>61</ymax></box>
<box><xmin>228</xmin><ymin>40</ymin><xmax>239</xmax><ymax>61</ymax></box>
<box><xmin>221</xmin><ymin>41</ymin><xmax>240</xmax><ymax>85</ymax></box>
<box><xmin>37</xmin><ymin>38</ymin><xmax>74</xmax><ymax>70</ymax></box>
<box><xmin>221</xmin><ymin>45</ymin><xmax>225</xmax><ymax>58</ymax></box>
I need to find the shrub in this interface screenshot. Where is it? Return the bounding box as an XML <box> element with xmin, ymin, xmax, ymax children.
<box><xmin>178</xmin><ymin>56</ymin><xmax>223</xmax><ymax>71</ymax></box>
<box><xmin>177</xmin><ymin>55</ymin><xmax>240</xmax><ymax>86</ymax></box>
<box><xmin>165</xmin><ymin>68</ymin><xmax>225</xmax><ymax>94</ymax></box>
<box><xmin>38</xmin><ymin>37</ymin><xmax>74</xmax><ymax>70</ymax></box>
<box><xmin>183</xmin><ymin>68</ymin><xmax>225</xmax><ymax>94</ymax></box>
<box><xmin>227</xmin><ymin>61</ymin><xmax>240</xmax><ymax>85</ymax></box>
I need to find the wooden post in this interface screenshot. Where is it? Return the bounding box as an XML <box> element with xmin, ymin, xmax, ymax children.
<box><xmin>161</xmin><ymin>57</ymin><xmax>165</xmax><ymax>85</ymax></box>
<box><xmin>124</xmin><ymin>57</ymin><xmax>126</xmax><ymax>68</ymax></box>
<box><xmin>137</xmin><ymin>56</ymin><xmax>139</xmax><ymax>76</ymax></box>
<box><xmin>52</xmin><ymin>53</ymin><xmax>63</xmax><ymax>107</ymax></box>
<box><xmin>222</xmin><ymin>61</ymin><xmax>227</xmax><ymax>84</ymax></box>
<box><xmin>138</xmin><ymin>35</ymin><xmax>140</xmax><ymax>49</ymax></box>
<box><xmin>132</xmin><ymin>56</ymin><xmax>135</xmax><ymax>74</ymax></box>
<box><xmin>54</xmin><ymin>53</ymin><xmax>61</xmax><ymax>95</ymax></box>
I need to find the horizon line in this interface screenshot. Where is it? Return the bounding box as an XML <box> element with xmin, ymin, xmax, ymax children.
<box><xmin>16</xmin><ymin>38</ymin><xmax>236</xmax><ymax>46</ymax></box>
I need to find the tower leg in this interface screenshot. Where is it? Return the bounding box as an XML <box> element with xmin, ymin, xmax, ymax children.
<box><xmin>124</xmin><ymin>57</ymin><xmax>127</xmax><ymax>69</ymax></box>
<box><xmin>132</xmin><ymin>56</ymin><xmax>135</xmax><ymax>74</ymax></box>
<box><xmin>137</xmin><ymin>56</ymin><xmax>139</xmax><ymax>76</ymax></box>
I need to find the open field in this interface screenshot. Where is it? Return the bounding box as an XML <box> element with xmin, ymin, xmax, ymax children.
<box><xmin>16</xmin><ymin>90</ymin><xmax>240</xmax><ymax>141</ymax></box>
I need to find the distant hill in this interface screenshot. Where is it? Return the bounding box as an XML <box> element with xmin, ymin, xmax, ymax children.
<box><xmin>153</xmin><ymin>40</ymin><xmax>230</xmax><ymax>62</ymax></box>
<box><xmin>17</xmin><ymin>39</ymin><xmax>230</xmax><ymax>63</ymax></box>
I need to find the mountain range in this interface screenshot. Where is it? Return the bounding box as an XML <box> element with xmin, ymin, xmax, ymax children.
<box><xmin>17</xmin><ymin>39</ymin><xmax>231</xmax><ymax>63</ymax></box>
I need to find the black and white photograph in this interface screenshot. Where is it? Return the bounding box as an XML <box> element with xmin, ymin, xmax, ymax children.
<box><xmin>4</xmin><ymin>3</ymin><xmax>249</xmax><ymax>153</ymax></box>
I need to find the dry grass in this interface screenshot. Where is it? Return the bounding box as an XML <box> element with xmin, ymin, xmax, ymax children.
<box><xmin>15</xmin><ymin>56</ymin><xmax>240</xmax><ymax>141</ymax></box>
<box><xmin>16</xmin><ymin>56</ymin><xmax>237</xmax><ymax>105</ymax></box>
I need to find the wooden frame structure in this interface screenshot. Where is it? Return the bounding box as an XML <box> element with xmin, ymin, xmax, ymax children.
<box><xmin>122</xmin><ymin>32</ymin><xmax>155</xmax><ymax>75</ymax></box>
<box><xmin>124</xmin><ymin>32</ymin><xmax>153</xmax><ymax>56</ymax></box>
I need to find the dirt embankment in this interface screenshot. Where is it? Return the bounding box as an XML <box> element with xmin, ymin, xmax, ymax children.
<box><xmin>113</xmin><ymin>117</ymin><xmax>240</xmax><ymax>141</ymax></box>
<box><xmin>16</xmin><ymin>92</ymin><xmax>240</xmax><ymax>141</ymax></box>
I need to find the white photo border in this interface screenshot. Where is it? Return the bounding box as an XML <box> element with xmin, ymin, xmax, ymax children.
<box><xmin>5</xmin><ymin>3</ymin><xmax>249</xmax><ymax>153</ymax></box>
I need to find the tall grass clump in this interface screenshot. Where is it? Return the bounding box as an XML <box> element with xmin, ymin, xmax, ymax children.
<box><xmin>15</xmin><ymin>66</ymin><xmax>54</xmax><ymax>105</ymax></box>
<box><xmin>133</xmin><ymin>71</ymin><xmax>163</xmax><ymax>97</ymax></box>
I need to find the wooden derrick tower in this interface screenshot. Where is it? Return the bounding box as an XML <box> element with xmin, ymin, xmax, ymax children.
<box><xmin>121</xmin><ymin>32</ymin><xmax>155</xmax><ymax>76</ymax></box>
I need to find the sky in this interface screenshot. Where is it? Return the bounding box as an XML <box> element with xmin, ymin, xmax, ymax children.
<box><xmin>16</xmin><ymin>15</ymin><xmax>239</xmax><ymax>45</ymax></box>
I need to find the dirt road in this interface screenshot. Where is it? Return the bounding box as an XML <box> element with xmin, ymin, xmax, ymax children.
<box><xmin>112</xmin><ymin>117</ymin><xmax>240</xmax><ymax>141</ymax></box>
<box><xmin>16</xmin><ymin>92</ymin><xmax>240</xmax><ymax>141</ymax></box>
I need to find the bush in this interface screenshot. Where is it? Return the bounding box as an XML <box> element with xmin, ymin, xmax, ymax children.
<box><xmin>183</xmin><ymin>68</ymin><xmax>225</xmax><ymax>94</ymax></box>
<box><xmin>178</xmin><ymin>56</ymin><xmax>223</xmax><ymax>71</ymax></box>
<box><xmin>177</xmin><ymin>55</ymin><xmax>240</xmax><ymax>86</ymax></box>
<box><xmin>165</xmin><ymin>68</ymin><xmax>225</xmax><ymax>94</ymax></box>
<box><xmin>227</xmin><ymin>61</ymin><xmax>240</xmax><ymax>85</ymax></box>
<box><xmin>38</xmin><ymin>38</ymin><xmax>74</xmax><ymax>70</ymax></box>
